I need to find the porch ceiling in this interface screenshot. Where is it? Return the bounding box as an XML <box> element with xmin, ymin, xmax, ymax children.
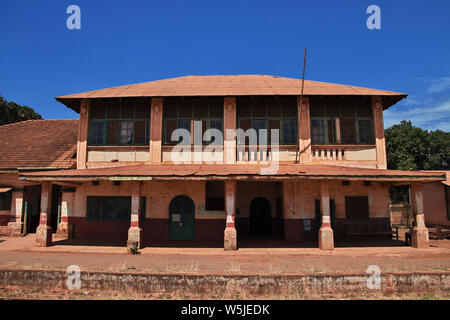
<box><xmin>19</xmin><ymin>164</ymin><xmax>446</xmax><ymax>183</ymax></box>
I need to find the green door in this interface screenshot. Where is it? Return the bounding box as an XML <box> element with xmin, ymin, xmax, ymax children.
<box><xmin>169</xmin><ymin>195</ymin><xmax>195</xmax><ymax>240</ymax></box>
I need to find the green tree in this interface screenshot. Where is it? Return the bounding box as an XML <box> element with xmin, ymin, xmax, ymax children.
<box><xmin>385</xmin><ymin>120</ymin><xmax>450</xmax><ymax>170</ymax></box>
<box><xmin>0</xmin><ymin>96</ymin><xmax>42</xmax><ymax>125</ymax></box>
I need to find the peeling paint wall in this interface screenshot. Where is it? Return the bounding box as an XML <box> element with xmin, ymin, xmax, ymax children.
<box><xmin>423</xmin><ymin>182</ymin><xmax>449</xmax><ymax>226</ymax></box>
<box><xmin>283</xmin><ymin>180</ymin><xmax>389</xmax><ymax>220</ymax></box>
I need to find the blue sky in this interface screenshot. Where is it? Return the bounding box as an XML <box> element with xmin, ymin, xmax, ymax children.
<box><xmin>1</xmin><ymin>0</ymin><xmax>449</xmax><ymax>131</ymax></box>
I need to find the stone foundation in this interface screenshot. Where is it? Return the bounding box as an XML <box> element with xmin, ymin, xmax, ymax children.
<box><xmin>319</xmin><ymin>226</ymin><xmax>334</xmax><ymax>250</ymax></box>
<box><xmin>127</xmin><ymin>227</ymin><xmax>143</xmax><ymax>249</ymax></box>
<box><xmin>35</xmin><ymin>225</ymin><xmax>52</xmax><ymax>247</ymax></box>
<box><xmin>224</xmin><ymin>227</ymin><xmax>237</xmax><ymax>250</ymax></box>
<box><xmin>55</xmin><ymin>223</ymin><xmax>73</xmax><ymax>239</ymax></box>
<box><xmin>7</xmin><ymin>222</ymin><xmax>24</xmax><ymax>237</ymax></box>
<box><xmin>412</xmin><ymin>227</ymin><xmax>429</xmax><ymax>249</ymax></box>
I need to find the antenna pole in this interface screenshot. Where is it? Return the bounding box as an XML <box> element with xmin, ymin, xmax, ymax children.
<box><xmin>296</xmin><ymin>48</ymin><xmax>307</xmax><ymax>163</ymax></box>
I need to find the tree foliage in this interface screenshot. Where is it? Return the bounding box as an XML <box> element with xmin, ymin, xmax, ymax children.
<box><xmin>385</xmin><ymin>120</ymin><xmax>450</xmax><ymax>170</ymax></box>
<box><xmin>0</xmin><ymin>96</ymin><xmax>42</xmax><ymax>126</ymax></box>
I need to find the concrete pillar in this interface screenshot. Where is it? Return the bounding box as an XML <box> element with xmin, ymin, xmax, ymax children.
<box><xmin>56</xmin><ymin>188</ymin><xmax>75</xmax><ymax>239</ymax></box>
<box><xmin>224</xmin><ymin>180</ymin><xmax>237</xmax><ymax>250</ymax></box>
<box><xmin>411</xmin><ymin>182</ymin><xmax>429</xmax><ymax>248</ymax></box>
<box><xmin>371</xmin><ymin>96</ymin><xmax>387</xmax><ymax>169</ymax></box>
<box><xmin>77</xmin><ymin>99</ymin><xmax>90</xmax><ymax>169</ymax></box>
<box><xmin>297</xmin><ymin>96</ymin><xmax>311</xmax><ymax>164</ymax></box>
<box><xmin>7</xmin><ymin>188</ymin><xmax>25</xmax><ymax>236</ymax></box>
<box><xmin>36</xmin><ymin>182</ymin><xmax>52</xmax><ymax>247</ymax></box>
<box><xmin>127</xmin><ymin>182</ymin><xmax>143</xmax><ymax>250</ymax></box>
<box><xmin>224</xmin><ymin>97</ymin><xmax>236</xmax><ymax>164</ymax></box>
<box><xmin>319</xmin><ymin>181</ymin><xmax>334</xmax><ymax>250</ymax></box>
<box><xmin>150</xmin><ymin>98</ymin><xmax>163</xmax><ymax>163</ymax></box>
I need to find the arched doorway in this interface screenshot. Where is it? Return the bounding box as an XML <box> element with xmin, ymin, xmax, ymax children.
<box><xmin>249</xmin><ymin>197</ymin><xmax>271</xmax><ymax>237</ymax></box>
<box><xmin>169</xmin><ymin>195</ymin><xmax>195</xmax><ymax>240</ymax></box>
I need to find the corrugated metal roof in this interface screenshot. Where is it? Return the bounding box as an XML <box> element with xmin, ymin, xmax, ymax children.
<box><xmin>56</xmin><ymin>75</ymin><xmax>407</xmax><ymax>112</ymax></box>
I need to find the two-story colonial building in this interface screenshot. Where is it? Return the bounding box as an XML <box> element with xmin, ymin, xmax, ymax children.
<box><xmin>12</xmin><ymin>75</ymin><xmax>446</xmax><ymax>250</ymax></box>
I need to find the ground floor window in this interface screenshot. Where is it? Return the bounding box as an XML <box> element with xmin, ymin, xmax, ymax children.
<box><xmin>345</xmin><ymin>196</ymin><xmax>369</xmax><ymax>219</ymax></box>
<box><xmin>86</xmin><ymin>196</ymin><xmax>131</xmax><ymax>221</ymax></box>
<box><xmin>205</xmin><ymin>181</ymin><xmax>225</xmax><ymax>210</ymax></box>
<box><xmin>0</xmin><ymin>191</ymin><xmax>11</xmax><ymax>210</ymax></box>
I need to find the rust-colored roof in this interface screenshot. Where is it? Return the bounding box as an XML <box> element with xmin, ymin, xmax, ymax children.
<box><xmin>21</xmin><ymin>164</ymin><xmax>445</xmax><ymax>182</ymax></box>
<box><xmin>56</xmin><ymin>75</ymin><xmax>407</xmax><ymax>112</ymax></box>
<box><xmin>0</xmin><ymin>120</ymin><xmax>78</xmax><ymax>170</ymax></box>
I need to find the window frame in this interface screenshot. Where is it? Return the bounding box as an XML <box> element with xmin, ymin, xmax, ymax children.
<box><xmin>310</xmin><ymin>99</ymin><xmax>375</xmax><ymax>146</ymax></box>
<box><xmin>0</xmin><ymin>191</ymin><xmax>12</xmax><ymax>211</ymax></box>
<box><xmin>88</xmin><ymin>99</ymin><xmax>150</xmax><ymax>146</ymax></box>
<box><xmin>86</xmin><ymin>196</ymin><xmax>132</xmax><ymax>221</ymax></box>
<box><xmin>236</xmin><ymin>98</ymin><xmax>298</xmax><ymax>146</ymax></box>
<box><xmin>163</xmin><ymin>98</ymin><xmax>223</xmax><ymax>146</ymax></box>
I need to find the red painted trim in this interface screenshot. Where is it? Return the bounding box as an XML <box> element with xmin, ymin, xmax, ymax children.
<box><xmin>130</xmin><ymin>221</ymin><xmax>139</xmax><ymax>228</ymax></box>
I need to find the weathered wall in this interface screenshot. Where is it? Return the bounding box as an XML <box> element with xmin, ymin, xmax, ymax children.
<box><xmin>283</xmin><ymin>180</ymin><xmax>390</xmax><ymax>241</ymax></box>
<box><xmin>423</xmin><ymin>182</ymin><xmax>449</xmax><ymax>227</ymax></box>
<box><xmin>0</xmin><ymin>211</ymin><xmax>10</xmax><ymax>226</ymax></box>
<box><xmin>71</xmin><ymin>180</ymin><xmax>226</xmax><ymax>241</ymax></box>
<box><xmin>0</xmin><ymin>269</ymin><xmax>448</xmax><ymax>296</ymax></box>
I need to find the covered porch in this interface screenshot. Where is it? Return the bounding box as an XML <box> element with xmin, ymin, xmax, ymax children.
<box><xmin>18</xmin><ymin>164</ymin><xmax>445</xmax><ymax>251</ymax></box>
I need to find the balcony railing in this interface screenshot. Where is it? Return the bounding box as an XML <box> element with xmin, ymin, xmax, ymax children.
<box><xmin>312</xmin><ymin>146</ymin><xmax>347</xmax><ymax>161</ymax></box>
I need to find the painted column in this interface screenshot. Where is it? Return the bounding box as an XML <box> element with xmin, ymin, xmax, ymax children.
<box><xmin>410</xmin><ymin>182</ymin><xmax>429</xmax><ymax>248</ymax></box>
<box><xmin>7</xmin><ymin>188</ymin><xmax>25</xmax><ymax>236</ymax></box>
<box><xmin>36</xmin><ymin>182</ymin><xmax>52</xmax><ymax>247</ymax></box>
<box><xmin>371</xmin><ymin>96</ymin><xmax>387</xmax><ymax>169</ymax></box>
<box><xmin>127</xmin><ymin>182</ymin><xmax>143</xmax><ymax>250</ymax></box>
<box><xmin>224</xmin><ymin>97</ymin><xmax>236</xmax><ymax>164</ymax></box>
<box><xmin>56</xmin><ymin>188</ymin><xmax>75</xmax><ymax>239</ymax></box>
<box><xmin>150</xmin><ymin>97</ymin><xmax>163</xmax><ymax>163</ymax></box>
<box><xmin>319</xmin><ymin>180</ymin><xmax>334</xmax><ymax>250</ymax></box>
<box><xmin>77</xmin><ymin>99</ymin><xmax>90</xmax><ymax>169</ymax></box>
<box><xmin>297</xmin><ymin>96</ymin><xmax>311</xmax><ymax>164</ymax></box>
<box><xmin>224</xmin><ymin>180</ymin><xmax>237</xmax><ymax>250</ymax></box>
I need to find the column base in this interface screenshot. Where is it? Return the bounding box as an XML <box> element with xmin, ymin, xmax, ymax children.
<box><xmin>224</xmin><ymin>227</ymin><xmax>237</xmax><ymax>251</ymax></box>
<box><xmin>56</xmin><ymin>222</ymin><xmax>73</xmax><ymax>239</ymax></box>
<box><xmin>412</xmin><ymin>227</ymin><xmax>429</xmax><ymax>249</ymax></box>
<box><xmin>35</xmin><ymin>225</ymin><xmax>52</xmax><ymax>247</ymax></box>
<box><xmin>127</xmin><ymin>227</ymin><xmax>143</xmax><ymax>250</ymax></box>
<box><xmin>319</xmin><ymin>226</ymin><xmax>334</xmax><ymax>250</ymax></box>
<box><xmin>7</xmin><ymin>222</ymin><xmax>24</xmax><ymax>237</ymax></box>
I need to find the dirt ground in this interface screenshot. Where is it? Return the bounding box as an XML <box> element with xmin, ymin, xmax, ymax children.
<box><xmin>0</xmin><ymin>285</ymin><xmax>448</xmax><ymax>300</ymax></box>
<box><xmin>0</xmin><ymin>234</ymin><xmax>449</xmax><ymax>275</ymax></box>
<box><xmin>0</xmin><ymin>234</ymin><xmax>449</xmax><ymax>300</ymax></box>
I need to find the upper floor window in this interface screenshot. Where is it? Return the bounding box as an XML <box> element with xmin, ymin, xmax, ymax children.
<box><xmin>310</xmin><ymin>98</ymin><xmax>374</xmax><ymax>145</ymax></box>
<box><xmin>237</xmin><ymin>97</ymin><xmax>297</xmax><ymax>145</ymax></box>
<box><xmin>163</xmin><ymin>97</ymin><xmax>223</xmax><ymax>145</ymax></box>
<box><xmin>88</xmin><ymin>98</ymin><xmax>150</xmax><ymax>146</ymax></box>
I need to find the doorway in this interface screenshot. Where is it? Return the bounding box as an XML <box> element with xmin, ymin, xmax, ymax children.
<box><xmin>169</xmin><ymin>195</ymin><xmax>195</xmax><ymax>240</ymax></box>
<box><xmin>23</xmin><ymin>185</ymin><xmax>41</xmax><ymax>233</ymax></box>
<box><xmin>249</xmin><ymin>197</ymin><xmax>271</xmax><ymax>237</ymax></box>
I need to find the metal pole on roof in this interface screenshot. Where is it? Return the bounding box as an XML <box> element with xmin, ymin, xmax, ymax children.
<box><xmin>296</xmin><ymin>48</ymin><xmax>307</xmax><ymax>163</ymax></box>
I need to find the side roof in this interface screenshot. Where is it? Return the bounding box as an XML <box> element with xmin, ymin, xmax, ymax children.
<box><xmin>56</xmin><ymin>75</ymin><xmax>407</xmax><ymax>112</ymax></box>
<box><xmin>0</xmin><ymin>120</ymin><xmax>78</xmax><ymax>170</ymax></box>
